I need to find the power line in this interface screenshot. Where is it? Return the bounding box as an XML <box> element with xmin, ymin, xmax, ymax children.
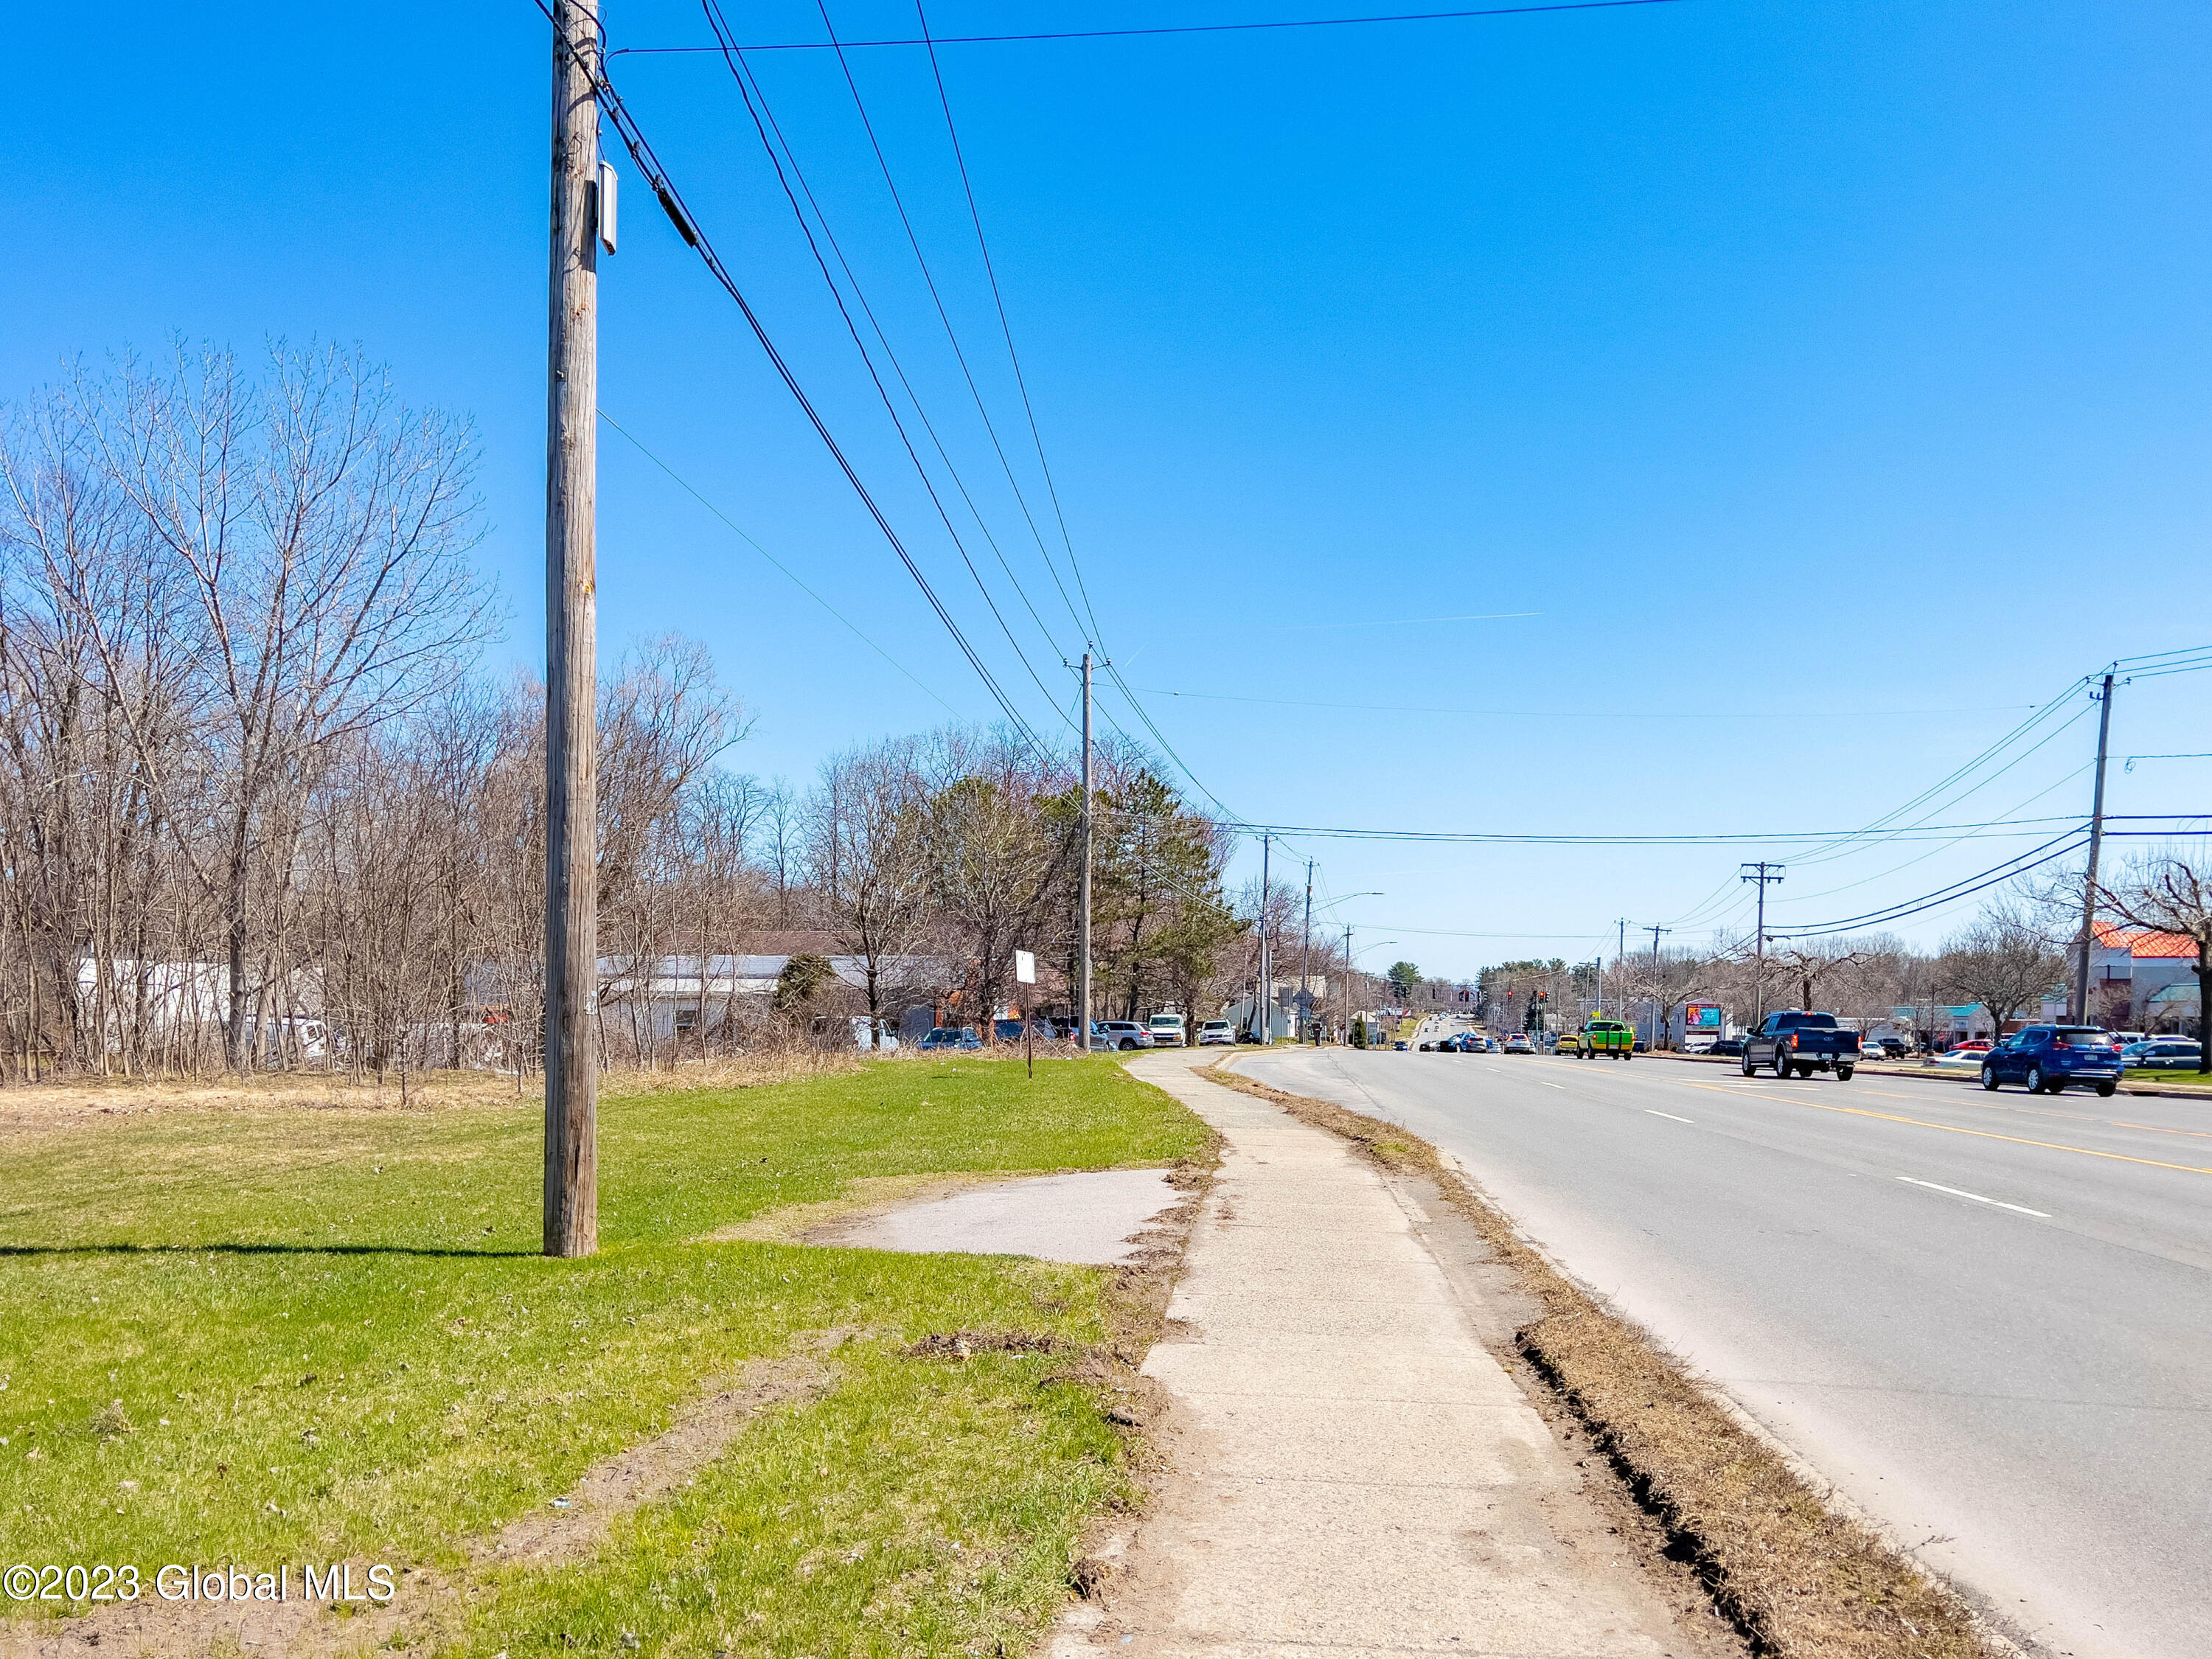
<box><xmin>697</xmin><ymin>0</ymin><xmax>1078</xmax><ymax>734</ymax></box>
<box><xmin>1225</xmin><ymin>813</ymin><xmax>2099</xmax><ymax>846</ymax></box>
<box><xmin>1132</xmin><ymin>684</ymin><xmax>2042</xmax><ymax>721</ymax></box>
<box><xmin>613</xmin><ymin>1</ymin><xmax>1695</xmax><ymax>55</ymax></box>
<box><xmin>597</xmin><ymin>408</ymin><xmax>962</xmax><ymax>718</ymax></box>
<box><xmin>916</xmin><ymin>0</ymin><xmax>1107</xmax><ymax>648</ymax></box>
<box><xmin>806</xmin><ymin>0</ymin><xmax>1090</xmax><ymax>653</ymax></box>
<box><xmin>1769</xmin><ymin>832</ymin><xmax>2091</xmax><ymax>940</ymax></box>
<box><xmin>530</xmin><ymin>0</ymin><xmax>1055</xmax><ymax>759</ymax></box>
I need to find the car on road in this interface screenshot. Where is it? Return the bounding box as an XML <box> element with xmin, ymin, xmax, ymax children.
<box><xmin>1502</xmin><ymin>1032</ymin><xmax>1534</xmax><ymax>1054</ymax></box>
<box><xmin>1096</xmin><ymin>1020</ymin><xmax>1151</xmax><ymax>1051</ymax></box>
<box><xmin>919</xmin><ymin>1026</ymin><xmax>982</xmax><ymax>1051</ymax></box>
<box><xmin>2122</xmin><ymin>1039</ymin><xmax>2202</xmax><ymax>1071</ymax></box>
<box><xmin>1571</xmin><ymin>1018</ymin><xmax>1635</xmax><ymax>1060</ymax></box>
<box><xmin>1196</xmin><ymin>1019</ymin><xmax>1235</xmax><ymax>1046</ymax></box>
<box><xmin>1147</xmin><ymin>1013</ymin><xmax>1187</xmax><ymax>1048</ymax></box>
<box><xmin>1980</xmin><ymin>1025</ymin><xmax>2124</xmax><ymax>1096</ymax></box>
<box><xmin>1743</xmin><ymin>1010</ymin><xmax>1861</xmax><ymax>1079</ymax></box>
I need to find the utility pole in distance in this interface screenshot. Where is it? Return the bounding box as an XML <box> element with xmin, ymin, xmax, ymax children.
<box><xmin>544</xmin><ymin>0</ymin><xmax>602</xmax><ymax>1259</ymax></box>
<box><xmin>1077</xmin><ymin>651</ymin><xmax>1093</xmax><ymax>1052</ymax></box>
<box><xmin>2070</xmin><ymin>671</ymin><xmax>2117</xmax><ymax>1023</ymax></box>
<box><xmin>1256</xmin><ymin>833</ymin><xmax>1273</xmax><ymax>1043</ymax></box>
<box><xmin>1298</xmin><ymin>859</ymin><xmax>1314</xmax><ymax>1041</ymax></box>
<box><xmin>1739</xmin><ymin>863</ymin><xmax>1784</xmax><ymax>1023</ymax></box>
<box><xmin>1646</xmin><ymin>923</ymin><xmax>1672</xmax><ymax>1048</ymax></box>
<box><xmin>1344</xmin><ymin>924</ymin><xmax>1354</xmax><ymax>1041</ymax></box>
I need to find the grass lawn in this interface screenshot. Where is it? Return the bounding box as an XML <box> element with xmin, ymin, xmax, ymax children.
<box><xmin>2121</xmin><ymin>1065</ymin><xmax>2212</xmax><ymax>1085</ymax></box>
<box><xmin>0</xmin><ymin>1053</ymin><xmax>1207</xmax><ymax>1655</ymax></box>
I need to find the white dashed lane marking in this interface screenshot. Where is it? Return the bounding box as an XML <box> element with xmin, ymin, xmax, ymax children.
<box><xmin>1897</xmin><ymin>1175</ymin><xmax>2050</xmax><ymax>1218</ymax></box>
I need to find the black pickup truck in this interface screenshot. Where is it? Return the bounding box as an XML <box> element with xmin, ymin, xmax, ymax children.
<box><xmin>1742</xmin><ymin>1010</ymin><xmax>1860</xmax><ymax>1080</ymax></box>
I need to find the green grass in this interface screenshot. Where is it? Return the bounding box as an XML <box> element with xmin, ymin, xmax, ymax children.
<box><xmin>2121</xmin><ymin>1067</ymin><xmax>2212</xmax><ymax>1088</ymax></box>
<box><xmin>0</xmin><ymin>1054</ymin><xmax>1206</xmax><ymax>1655</ymax></box>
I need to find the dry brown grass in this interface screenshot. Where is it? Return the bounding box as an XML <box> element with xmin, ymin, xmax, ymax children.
<box><xmin>1207</xmin><ymin>1060</ymin><xmax>2010</xmax><ymax>1659</ymax></box>
<box><xmin>0</xmin><ymin>1046</ymin><xmax>875</xmax><ymax>1138</ymax></box>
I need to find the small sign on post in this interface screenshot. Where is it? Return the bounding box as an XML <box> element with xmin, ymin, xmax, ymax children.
<box><xmin>1014</xmin><ymin>951</ymin><xmax>1037</xmax><ymax>1079</ymax></box>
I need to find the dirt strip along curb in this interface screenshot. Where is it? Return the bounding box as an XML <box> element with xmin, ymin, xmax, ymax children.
<box><xmin>1207</xmin><ymin>1058</ymin><xmax>2019</xmax><ymax>1659</ymax></box>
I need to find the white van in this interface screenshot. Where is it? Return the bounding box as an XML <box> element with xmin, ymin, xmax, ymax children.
<box><xmin>1147</xmin><ymin>1013</ymin><xmax>1186</xmax><ymax>1048</ymax></box>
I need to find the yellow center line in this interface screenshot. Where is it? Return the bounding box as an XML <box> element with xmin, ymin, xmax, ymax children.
<box><xmin>1666</xmin><ymin>1079</ymin><xmax>2212</xmax><ymax>1177</ymax></box>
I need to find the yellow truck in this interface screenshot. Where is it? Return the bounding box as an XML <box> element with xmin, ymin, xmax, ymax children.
<box><xmin>1572</xmin><ymin>1018</ymin><xmax>1635</xmax><ymax>1060</ymax></box>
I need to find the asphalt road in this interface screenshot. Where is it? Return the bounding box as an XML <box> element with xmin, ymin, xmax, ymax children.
<box><xmin>1237</xmin><ymin>1038</ymin><xmax>2212</xmax><ymax>1659</ymax></box>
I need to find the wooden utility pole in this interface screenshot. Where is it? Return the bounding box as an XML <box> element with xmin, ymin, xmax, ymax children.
<box><xmin>1646</xmin><ymin>922</ymin><xmax>1672</xmax><ymax>1048</ymax></box>
<box><xmin>1077</xmin><ymin>652</ymin><xmax>1093</xmax><ymax>1053</ymax></box>
<box><xmin>1256</xmin><ymin>833</ymin><xmax>1272</xmax><ymax>1043</ymax></box>
<box><xmin>1298</xmin><ymin>859</ymin><xmax>1313</xmax><ymax>1041</ymax></box>
<box><xmin>2070</xmin><ymin>672</ymin><xmax>2116</xmax><ymax>1023</ymax></box>
<box><xmin>1740</xmin><ymin>862</ymin><xmax>1784</xmax><ymax>1022</ymax></box>
<box><xmin>544</xmin><ymin>0</ymin><xmax>602</xmax><ymax>1258</ymax></box>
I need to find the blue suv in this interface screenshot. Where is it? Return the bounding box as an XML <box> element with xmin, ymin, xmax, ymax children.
<box><xmin>1980</xmin><ymin>1026</ymin><xmax>2123</xmax><ymax>1097</ymax></box>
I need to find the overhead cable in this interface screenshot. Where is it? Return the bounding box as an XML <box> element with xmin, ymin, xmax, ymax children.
<box><xmin>697</xmin><ymin>0</ymin><xmax>1078</xmax><ymax>734</ymax></box>
<box><xmin>529</xmin><ymin>0</ymin><xmax>1057</xmax><ymax>759</ymax></box>
<box><xmin>612</xmin><ymin>1</ymin><xmax>1695</xmax><ymax>55</ymax></box>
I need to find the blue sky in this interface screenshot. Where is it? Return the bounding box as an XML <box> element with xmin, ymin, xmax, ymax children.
<box><xmin>14</xmin><ymin>0</ymin><xmax>2211</xmax><ymax>977</ymax></box>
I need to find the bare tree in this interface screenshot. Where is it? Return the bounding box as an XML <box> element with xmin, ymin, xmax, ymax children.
<box><xmin>1938</xmin><ymin>902</ymin><xmax>2065</xmax><ymax>1040</ymax></box>
<box><xmin>86</xmin><ymin>344</ymin><xmax>496</xmax><ymax>1068</ymax></box>
<box><xmin>2098</xmin><ymin>854</ymin><xmax>2211</xmax><ymax>1072</ymax></box>
<box><xmin>806</xmin><ymin>738</ymin><xmax>930</xmax><ymax>1032</ymax></box>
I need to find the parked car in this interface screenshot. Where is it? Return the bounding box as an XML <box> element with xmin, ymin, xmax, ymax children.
<box><xmin>919</xmin><ymin>1026</ymin><xmax>981</xmax><ymax>1051</ymax></box>
<box><xmin>1707</xmin><ymin>1037</ymin><xmax>1746</xmax><ymax>1057</ymax></box>
<box><xmin>1147</xmin><ymin>1013</ymin><xmax>1187</xmax><ymax>1048</ymax></box>
<box><xmin>1980</xmin><ymin>1025</ymin><xmax>2124</xmax><ymax>1096</ymax></box>
<box><xmin>1868</xmin><ymin>1035</ymin><xmax>1910</xmax><ymax>1060</ymax></box>
<box><xmin>1097</xmin><ymin>1020</ymin><xmax>1150</xmax><ymax>1051</ymax></box>
<box><xmin>1503</xmin><ymin>1032</ymin><xmax>1534</xmax><ymax>1054</ymax></box>
<box><xmin>1197</xmin><ymin>1019</ymin><xmax>1236</xmax><ymax>1046</ymax></box>
<box><xmin>1742</xmin><ymin>1010</ymin><xmax>1861</xmax><ymax>1079</ymax></box>
<box><xmin>2122</xmin><ymin>1039</ymin><xmax>2202</xmax><ymax>1072</ymax></box>
<box><xmin>1680</xmin><ymin>1036</ymin><xmax>1716</xmax><ymax>1055</ymax></box>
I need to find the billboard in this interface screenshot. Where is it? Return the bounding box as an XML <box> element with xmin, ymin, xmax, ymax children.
<box><xmin>1685</xmin><ymin>1003</ymin><xmax>1723</xmax><ymax>1029</ymax></box>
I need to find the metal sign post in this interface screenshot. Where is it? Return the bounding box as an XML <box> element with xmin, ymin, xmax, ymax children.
<box><xmin>1015</xmin><ymin>950</ymin><xmax>1037</xmax><ymax>1079</ymax></box>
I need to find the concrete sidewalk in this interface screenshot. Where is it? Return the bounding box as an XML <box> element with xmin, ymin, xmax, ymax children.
<box><xmin>1049</xmin><ymin>1049</ymin><xmax>1722</xmax><ymax>1659</ymax></box>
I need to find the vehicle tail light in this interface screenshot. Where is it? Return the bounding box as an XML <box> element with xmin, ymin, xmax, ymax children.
<box><xmin>1787</xmin><ymin>1033</ymin><xmax>1798</xmax><ymax>1048</ymax></box>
